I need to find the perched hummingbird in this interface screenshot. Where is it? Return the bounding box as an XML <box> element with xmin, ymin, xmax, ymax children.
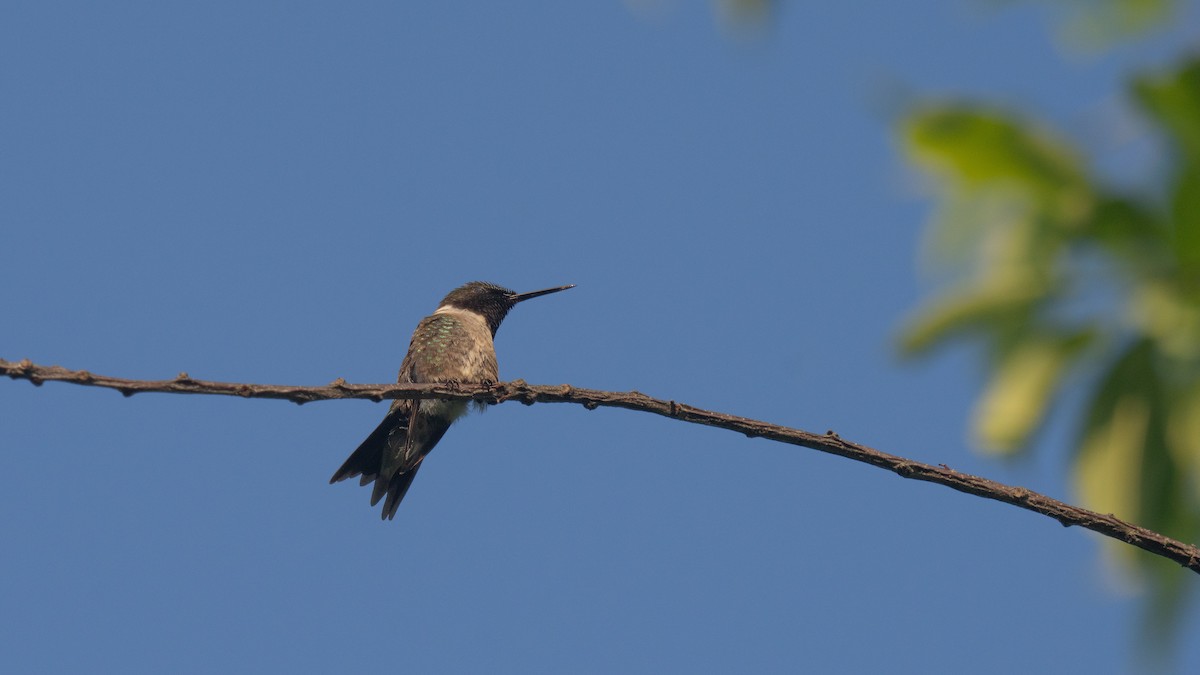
<box><xmin>330</xmin><ymin>281</ymin><xmax>574</xmax><ymax>519</ymax></box>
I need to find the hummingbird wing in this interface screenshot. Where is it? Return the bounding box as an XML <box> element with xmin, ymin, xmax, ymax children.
<box><xmin>369</xmin><ymin>341</ymin><xmax>441</xmax><ymax>514</ymax></box>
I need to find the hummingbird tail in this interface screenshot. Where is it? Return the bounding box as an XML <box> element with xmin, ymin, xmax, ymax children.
<box><xmin>328</xmin><ymin>411</ymin><xmax>397</xmax><ymax>486</ymax></box>
<box><xmin>330</xmin><ymin>406</ymin><xmax>444</xmax><ymax>519</ymax></box>
<box><xmin>379</xmin><ymin>464</ymin><xmax>422</xmax><ymax>520</ymax></box>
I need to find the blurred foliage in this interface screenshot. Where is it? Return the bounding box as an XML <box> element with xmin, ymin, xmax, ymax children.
<box><xmin>999</xmin><ymin>0</ymin><xmax>1178</xmax><ymax>47</ymax></box>
<box><xmin>898</xmin><ymin>24</ymin><xmax>1200</xmax><ymax>650</ymax></box>
<box><xmin>624</xmin><ymin>0</ymin><xmax>775</xmax><ymax>27</ymax></box>
<box><xmin>716</xmin><ymin>0</ymin><xmax>773</xmax><ymax>24</ymax></box>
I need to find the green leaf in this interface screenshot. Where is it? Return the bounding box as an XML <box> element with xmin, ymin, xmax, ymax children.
<box><xmin>1074</xmin><ymin>342</ymin><xmax>1156</xmax><ymax>567</ymax></box>
<box><xmin>1134</xmin><ymin>57</ymin><xmax>1200</xmax><ymax>160</ymax></box>
<box><xmin>1166</xmin><ymin>380</ymin><xmax>1200</xmax><ymax>490</ymax></box>
<box><xmin>1129</xmin><ymin>280</ymin><xmax>1200</xmax><ymax>361</ymax></box>
<box><xmin>903</xmin><ymin>107</ymin><xmax>1088</xmax><ymax>211</ymax></box>
<box><xmin>1133</xmin><ymin>57</ymin><xmax>1200</xmax><ymax>274</ymax></box>
<box><xmin>897</xmin><ymin>279</ymin><xmax>1045</xmax><ymax>356</ymax></box>
<box><xmin>1170</xmin><ymin>164</ymin><xmax>1200</xmax><ymax>273</ymax></box>
<box><xmin>1083</xmin><ymin>196</ymin><xmax>1171</xmax><ymax>270</ymax></box>
<box><xmin>897</xmin><ymin>5</ymin><xmax>1199</xmax><ymax>658</ymax></box>
<box><xmin>902</xmin><ymin>106</ymin><xmax>1096</xmax><ymax>293</ymax></box>
<box><xmin>971</xmin><ymin>330</ymin><xmax>1093</xmax><ymax>454</ymax></box>
<box><xmin>1073</xmin><ymin>341</ymin><xmax>1194</xmax><ymax>576</ymax></box>
<box><xmin>989</xmin><ymin>1</ymin><xmax>1174</xmax><ymax>49</ymax></box>
<box><xmin>1058</xmin><ymin>0</ymin><xmax>1176</xmax><ymax>48</ymax></box>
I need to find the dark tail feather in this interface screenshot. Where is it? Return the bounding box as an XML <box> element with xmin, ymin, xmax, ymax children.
<box><xmin>331</xmin><ymin>407</ymin><xmax>425</xmax><ymax>519</ymax></box>
<box><xmin>374</xmin><ymin>418</ymin><xmax>451</xmax><ymax>517</ymax></box>
<box><xmin>379</xmin><ymin>463</ymin><xmax>423</xmax><ymax>520</ymax></box>
<box><xmin>329</xmin><ymin>413</ymin><xmax>396</xmax><ymax>485</ymax></box>
<box><xmin>331</xmin><ymin>406</ymin><xmax>449</xmax><ymax>519</ymax></box>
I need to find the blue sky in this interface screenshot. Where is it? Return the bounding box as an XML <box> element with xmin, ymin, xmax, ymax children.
<box><xmin>3</xmin><ymin>2</ymin><xmax>1199</xmax><ymax>673</ymax></box>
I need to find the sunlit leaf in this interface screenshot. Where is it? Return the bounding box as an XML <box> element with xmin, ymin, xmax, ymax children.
<box><xmin>1076</xmin><ymin>391</ymin><xmax>1149</xmax><ymax>571</ymax></box>
<box><xmin>899</xmin><ymin>6</ymin><xmax>1200</xmax><ymax>658</ymax></box>
<box><xmin>902</xmin><ymin>106</ymin><xmax>1097</xmax><ymax>298</ymax></box>
<box><xmin>898</xmin><ymin>279</ymin><xmax>1046</xmax><ymax>355</ymax></box>
<box><xmin>972</xmin><ymin>330</ymin><xmax>1093</xmax><ymax>454</ymax></box>
<box><xmin>1166</xmin><ymin>381</ymin><xmax>1200</xmax><ymax>492</ymax></box>
<box><xmin>1074</xmin><ymin>343</ymin><xmax>1154</xmax><ymax>567</ymax></box>
<box><xmin>1072</xmin><ymin>338</ymin><xmax>1194</xmax><ymax>630</ymax></box>
<box><xmin>1129</xmin><ymin>281</ymin><xmax>1200</xmax><ymax>361</ymax></box>
<box><xmin>903</xmin><ymin>107</ymin><xmax>1089</xmax><ymax>214</ymax></box>
<box><xmin>1134</xmin><ymin>391</ymin><xmax>1197</xmax><ymax>653</ymax></box>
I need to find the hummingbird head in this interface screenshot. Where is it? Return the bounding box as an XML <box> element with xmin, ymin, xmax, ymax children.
<box><xmin>438</xmin><ymin>281</ymin><xmax>575</xmax><ymax>335</ymax></box>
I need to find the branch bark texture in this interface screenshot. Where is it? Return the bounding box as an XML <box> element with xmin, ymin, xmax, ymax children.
<box><xmin>4</xmin><ymin>357</ymin><xmax>1199</xmax><ymax>574</ymax></box>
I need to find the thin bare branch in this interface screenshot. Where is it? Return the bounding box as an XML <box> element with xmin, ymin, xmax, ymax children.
<box><xmin>4</xmin><ymin>357</ymin><xmax>1199</xmax><ymax>573</ymax></box>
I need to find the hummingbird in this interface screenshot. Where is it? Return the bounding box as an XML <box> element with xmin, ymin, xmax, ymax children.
<box><xmin>329</xmin><ymin>281</ymin><xmax>575</xmax><ymax>519</ymax></box>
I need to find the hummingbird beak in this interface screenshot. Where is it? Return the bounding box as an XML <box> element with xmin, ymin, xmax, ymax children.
<box><xmin>511</xmin><ymin>284</ymin><xmax>575</xmax><ymax>303</ymax></box>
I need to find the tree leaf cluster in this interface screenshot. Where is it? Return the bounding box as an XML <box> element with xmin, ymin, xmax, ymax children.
<box><xmin>898</xmin><ymin>54</ymin><xmax>1200</xmax><ymax>639</ymax></box>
